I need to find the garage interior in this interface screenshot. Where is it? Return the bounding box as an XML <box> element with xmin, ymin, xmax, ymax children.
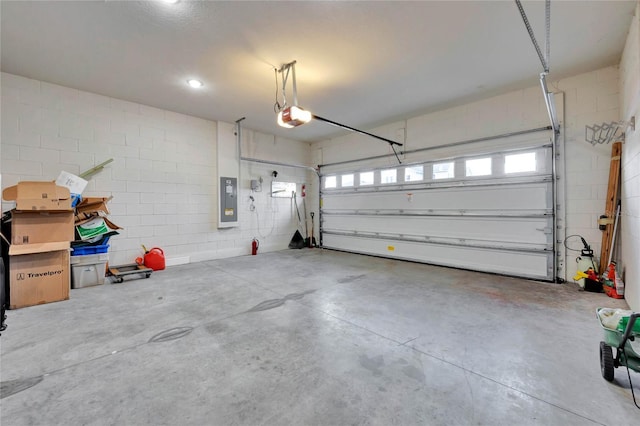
<box><xmin>1</xmin><ymin>1</ymin><xmax>639</xmax><ymax>424</ymax></box>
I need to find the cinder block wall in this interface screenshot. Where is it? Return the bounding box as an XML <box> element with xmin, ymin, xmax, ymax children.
<box><xmin>557</xmin><ymin>67</ymin><xmax>622</xmax><ymax>278</ymax></box>
<box><xmin>619</xmin><ymin>3</ymin><xmax>640</xmax><ymax>311</ymax></box>
<box><xmin>0</xmin><ymin>72</ymin><xmax>311</xmax><ymax>266</ymax></box>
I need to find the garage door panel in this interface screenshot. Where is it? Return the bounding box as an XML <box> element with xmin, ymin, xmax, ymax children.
<box><xmin>322</xmin><ymin>182</ymin><xmax>551</xmax><ymax>212</ymax></box>
<box><xmin>322</xmin><ymin>234</ymin><xmax>552</xmax><ymax>280</ymax></box>
<box><xmin>320</xmin><ymin>142</ymin><xmax>555</xmax><ymax>281</ymax></box>
<box><xmin>322</xmin><ymin>215</ymin><xmax>552</xmax><ymax>247</ymax></box>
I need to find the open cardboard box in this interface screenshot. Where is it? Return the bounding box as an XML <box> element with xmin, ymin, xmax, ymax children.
<box><xmin>75</xmin><ymin>216</ymin><xmax>122</xmax><ymax>240</ymax></box>
<box><xmin>2</xmin><ymin>181</ymin><xmax>72</xmax><ymax>211</ymax></box>
<box><xmin>75</xmin><ymin>196</ymin><xmax>111</xmax><ymax>219</ymax></box>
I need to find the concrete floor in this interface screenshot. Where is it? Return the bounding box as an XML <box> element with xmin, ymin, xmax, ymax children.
<box><xmin>1</xmin><ymin>249</ymin><xmax>638</xmax><ymax>425</ymax></box>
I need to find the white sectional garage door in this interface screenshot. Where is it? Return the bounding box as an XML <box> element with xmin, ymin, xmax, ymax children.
<box><xmin>320</xmin><ymin>139</ymin><xmax>555</xmax><ymax>281</ymax></box>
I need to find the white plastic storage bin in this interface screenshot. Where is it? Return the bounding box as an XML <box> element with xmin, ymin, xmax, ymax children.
<box><xmin>70</xmin><ymin>253</ymin><xmax>108</xmax><ymax>289</ymax></box>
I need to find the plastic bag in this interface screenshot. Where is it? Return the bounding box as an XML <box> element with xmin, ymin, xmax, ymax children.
<box><xmin>598</xmin><ymin>308</ymin><xmax>633</xmax><ymax>330</ymax></box>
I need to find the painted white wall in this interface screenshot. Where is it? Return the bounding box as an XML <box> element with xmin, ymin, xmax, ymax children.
<box><xmin>619</xmin><ymin>3</ymin><xmax>640</xmax><ymax>311</ymax></box>
<box><xmin>238</xmin><ymin>127</ymin><xmax>319</xmax><ymax>249</ymax></box>
<box><xmin>0</xmin><ymin>72</ymin><xmax>311</xmax><ymax>266</ymax></box>
<box><xmin>315</xmin><ymin>85</ymin><xmax>554</xmax><ymax>172</ymax></box>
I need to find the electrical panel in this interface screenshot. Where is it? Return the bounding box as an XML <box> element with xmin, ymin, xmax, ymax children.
<box><xmin>220</xmin><ymin>177</ymin><xmax>238</xmax><ymax>223</ymax></box>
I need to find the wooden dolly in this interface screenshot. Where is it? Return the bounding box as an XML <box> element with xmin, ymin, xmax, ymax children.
<box><xmin>107</xmin><ymin>263</ymin><xmax>153</xmax><ymax>283</ymax></box>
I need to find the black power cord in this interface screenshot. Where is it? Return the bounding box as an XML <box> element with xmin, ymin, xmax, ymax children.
<box><xmin>621</xmin><ymin>351</ymin><xmax>640</xmax><ymax>409</ymax></box>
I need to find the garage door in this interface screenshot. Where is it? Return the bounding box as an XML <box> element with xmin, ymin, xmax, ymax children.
<box><xmin>320</xmin><ymin>137</ymin><xmax>555</xmax><ymax>281</ymax></box>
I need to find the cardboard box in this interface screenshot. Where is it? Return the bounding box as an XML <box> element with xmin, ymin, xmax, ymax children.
<box><xmin>75</xmin><ymin>215</ymin><xmax>122</xmax><ymax>240</ymax></box>
<box><xmin>75</xmin><ymin>197</ymin><xmax>111</xmax><ymax>217</ymax></box>
<box><xmin>3</xmin><ymin>181</ymin><xmax>72</xmax><ymax>211</ymax></box>
<box><xmin>8</xmin><ymin>242</ymin><xmax>70</xmax><ymax>309</ymax></box>
<box><xmin>9</xmin><ymin>210</ymin><xmax>75</xmax><ymax>245</ymax></box>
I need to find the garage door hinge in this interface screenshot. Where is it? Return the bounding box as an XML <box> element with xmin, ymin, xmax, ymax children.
<box><xmin>537</xmin><ymin>227</ymin><xmax>553</xmax><ymax>234</ymax></box>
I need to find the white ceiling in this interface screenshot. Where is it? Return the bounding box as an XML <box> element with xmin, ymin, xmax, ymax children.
<box><xmin>1</xmin><ymin>1</ymin><xmax>637</xmax><ymax>143</ymax></box>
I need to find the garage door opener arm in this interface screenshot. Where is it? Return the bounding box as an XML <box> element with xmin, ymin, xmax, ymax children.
<box><xmin>312</xmin><ymin>115</ymin><xmax>404</xmax><ymax>164</ymax></box>
<box><xmin>275</xmin><ymin>60</ymin><xmax>404</xmax><ymax>164</ymax></box>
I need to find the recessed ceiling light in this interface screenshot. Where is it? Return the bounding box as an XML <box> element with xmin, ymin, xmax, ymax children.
<box><xmin>187</xmin><ymin>79</ymin><xmax>203</xmax><ymax>89</ymax></box>
<box><xmin>161</xmin><ymin>0</ymin><xmax>180</xmax><ymax>4</ymax></box>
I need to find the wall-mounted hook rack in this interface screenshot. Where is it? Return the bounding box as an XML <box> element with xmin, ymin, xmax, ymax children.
<box><xmin>585</xmin><ymin>116</ymin><xmax>635</xmax><ymax>146</ymax></box>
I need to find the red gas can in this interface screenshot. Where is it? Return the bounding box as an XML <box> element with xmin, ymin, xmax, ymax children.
<box><xmin>144</xmin><ymin>247</ymin><xmax>166</xmax><ymax>271</ymax></box>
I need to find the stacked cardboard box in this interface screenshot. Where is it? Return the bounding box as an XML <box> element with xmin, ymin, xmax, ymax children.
<box><xmin>73</xmin><ymin>197</ymin><xmax>121</xmax><ymax>252</ymax></box>
<box><xmin>1</xmin><ymin>182</ymin><xmax>75</xmax><ymax>309</ymax></box>
<box><xmin>70</xmin><ymin>197</ymin><xmax>121</xmax><ymax>288</ymax></box>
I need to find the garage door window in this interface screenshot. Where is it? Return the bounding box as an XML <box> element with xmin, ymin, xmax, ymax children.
<box><xmin>341</xmin><ymin>174</ymin><xmax>354</xmax><ymax>187</ymax></box>
<box><xmin>381</xmin><ymin>169</ymin><xmax>397</xmax><ymax>184</ymax></box>
<box><xmin>360</xmin><ymin>171</ymin><xmax>374</xmax><ymax>186</ymax></box>
<box><xmin>433</xmin><ymin>162</ymin><xmax>454</xmax><ymax>179</ymax></box>
<box><xmin>324</xmin><ymin>176</ymin><xmax>337</xmax><ymax>189</ymax></box>
<box><xmin>405</xmin><ymin>165</ymin><xmax>424</xmax><ymax>182</ymax></box>
<box><xmin>505</xmin><ymin>152</ymin><xmax>536</xmax><ymax>174</ymax></box>
<box><xmin>465</xmin><ymin>158</ymin><xmax>492</xmax><ymax>177</ymax></box>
